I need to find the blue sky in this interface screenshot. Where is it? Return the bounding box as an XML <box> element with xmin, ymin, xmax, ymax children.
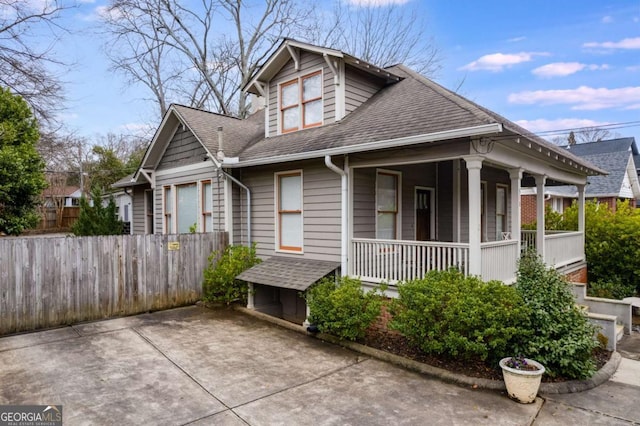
<box><xmin>49</xmin><ymin>0</ymin><xmax>640</xmax><ymax>144</ymax></box>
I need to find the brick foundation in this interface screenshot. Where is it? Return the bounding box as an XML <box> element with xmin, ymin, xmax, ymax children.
<box><xmin>562</xmin><ymin>264</ymin><xmax>587</xmax><ymax>283</ymax></box>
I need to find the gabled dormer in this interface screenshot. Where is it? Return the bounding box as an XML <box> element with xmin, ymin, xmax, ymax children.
<box><xmin>244</xmin><ymin>39</ymin><xmax>402</xmax><ymax>138</ymax></box>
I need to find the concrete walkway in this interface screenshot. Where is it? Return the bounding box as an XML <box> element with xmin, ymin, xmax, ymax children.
<box><xmin>0</xmin><ymin>306</ymin><xmax>638</xmax><ymax>425</ymax></box>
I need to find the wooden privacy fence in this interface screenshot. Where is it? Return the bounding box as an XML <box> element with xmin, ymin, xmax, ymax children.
<box><xmin>37</xmin><ymin>207</ymin><xmax>80</xmax><ymax>230</ymax></box>
<box><xmin>0</xmin><ymin>232</ymin><xmax>228</xmax><ymax>335</ymax></box>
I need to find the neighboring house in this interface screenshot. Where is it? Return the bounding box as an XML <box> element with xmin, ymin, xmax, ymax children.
<box><xmin>521</xmin><ymin>137</ymin><xmax>640</xmax><ymax>224</ymax></box>
<box><xmin>42</xmin><ymin>186</ymin><xmax>82</xmax><ymax>208</ymax></box>
<box><xmin>122</xmin><ymin>39</ymin><xmax>605</xmax><ymax>324</ymax></box>
<box><xmin>108</xmin><ymin>175</ymin><xmax>134</xmax><ymax>234</ymax></box>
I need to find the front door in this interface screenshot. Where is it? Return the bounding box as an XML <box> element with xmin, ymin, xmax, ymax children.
<box><xmin>415</xmin><ymin>188</ymin><xmax>433</xmax><ymax>241</ymax></box>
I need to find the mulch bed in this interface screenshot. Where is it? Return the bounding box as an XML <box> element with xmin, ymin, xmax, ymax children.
<box><xmin>361</xmin><ymin>327</ymin><xmax>612</xmax><ymax>383</ymax></box>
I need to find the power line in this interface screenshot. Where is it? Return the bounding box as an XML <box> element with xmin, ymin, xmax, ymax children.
<box><xmin>531</xmin><ymin>120</ymin><xmax>640</xmax><ymax>137</ymax></box>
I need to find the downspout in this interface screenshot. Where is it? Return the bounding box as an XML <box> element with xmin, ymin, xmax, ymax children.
<box><xmin>324</xmin><ymin>155</ymin><xmax>348</xmax><ymax>276</ymax></box>
<box><xmin>206</xmin><ymin>152</ymin><xmax>251</xmax><ymax>246</ymax></box>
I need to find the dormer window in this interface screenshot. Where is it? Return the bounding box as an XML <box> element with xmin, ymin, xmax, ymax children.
<box><xmin>280</xmin><ymin>71</ymin><xmax>322</xmax><ymax>133</ymax></box>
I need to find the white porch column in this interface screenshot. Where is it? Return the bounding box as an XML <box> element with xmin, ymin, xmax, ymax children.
<box><xmin>465</xmin><ymin>156</ymin><xmax>483</xmax><ymax>276</ymax></box>
<box><xmin>247</xmin><ymin>283</ymin><xmax>255</xmax><ymax>309</ymax></box>
<box><xmin>509</xmin><ymin>169</ymin><xmax>523</xmax><ymax>247</ymax></box>
<box><xmin>577</xmin><ymin>183</ymin><xmax>586</xmax><ymax>257</ymax></box>
<box><xmin>535</xmin><ymin>174</ymin><xmax>547</xmax><ymax>261</ymax></box>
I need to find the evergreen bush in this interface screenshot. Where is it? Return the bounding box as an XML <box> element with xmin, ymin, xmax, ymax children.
<box><xmin>72</xmin><ymin>187</ymin><xmax>123</xmax><ymax>236</ymax></box>
<box><xmin>389</xmin><ymin>269</ymin><xmax>529</xmax><ymax>363</ymax></box>
<box><xmin>514</xmin><ymin>252</ymin><xmax>598</xmax><ymax>379</ymax></box>
<box><xmin>202</xmin><ymin>243</ymin><xmax>260</xmax><ymax>305</ymax></box>
<box><xmin>306</xmin><ymin>276</ymin><xmax>382</xmax><ymax>341</ymax></box>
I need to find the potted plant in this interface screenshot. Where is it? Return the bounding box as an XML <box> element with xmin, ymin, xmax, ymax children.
<box><xmin>499</xmin><ymin>356</ymin><xmax>545</xmax><ymax>404</ymax></box>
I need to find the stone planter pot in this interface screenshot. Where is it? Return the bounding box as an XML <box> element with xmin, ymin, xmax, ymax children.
<box><xmin>499</xmin><ymin>358</ymin><xmax>545</xmax><ymax>403</ymax></box>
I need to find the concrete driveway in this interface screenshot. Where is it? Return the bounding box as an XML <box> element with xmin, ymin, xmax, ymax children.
<box><xmin>0</xmin><ymin>306</ymin><xmax>637</xmax><ymax>425</ymax></box>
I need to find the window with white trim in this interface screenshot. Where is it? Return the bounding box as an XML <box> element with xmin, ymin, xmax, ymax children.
<box><xmin>276</xmin><ymin>171</ymin><xmax>303</xmax><ymax>251</ymax></box>
<box><xmin>201</xmin><ymin>180</ymin><xmax>212</xmax><ymax>232</ymax></box>
<box><xmin>496</xmin><ymin>184</ymin><xmax>508</xmax><ymax>239</ymax></box>
<box><xmin>164</xmin><ymin>186</ymin><xmax>172</xmax><ymax>233</ymax></box>
<box><xmin>550</xmin><ymin>197</ymin><xmax>564</xmax><ymax>214</ymax></box>
<box><xmin>176</xmin><ymin>183</ymin><xmax>198</xmax><ymax>233</ymax></box>
<box><xmin>280</xmin><ymin>71</ymin><xmax>322</xmax><ymax>133</ymax></box>
<box><xmin>376</xmin><ymin>170</ymin><xmax>400</xmax><ymax>239</ymax></box>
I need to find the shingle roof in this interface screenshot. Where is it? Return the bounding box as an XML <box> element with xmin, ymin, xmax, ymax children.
<box><xmin>232</xmin><ymin>65</ymin><xmax>603</xmax><ymax>175</ymax></box>
<box><xmin>151</xmin><ymin>59</ymin><xmax>603</xmax><ymax>177</ymax></box>
<box><xmin>42</xmin><ymin>186</ymin><xmax>80</xmax><ymax>197</ymax></box>
<box><xmin>563</xmin><ymin>137</ymin><xmax>637</xmax><ymax>156</ymax></box>
<box><xmin>236</xmin><ymin>256</ymin><xmax>340</xmax><ymax>291</ymax></box>
<box><xmin>552</xmin><ymin>138</ymin><xmax>638</xmax><ymax>197</ymax></box>
<box><xmin>171</xmin><ymin>105</ymin><xmax>263</xmax><ymax>157</ymax></box>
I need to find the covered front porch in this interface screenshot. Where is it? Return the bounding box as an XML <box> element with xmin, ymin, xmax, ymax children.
<box><xmin>344</xmin><ymin>142</ymin><xmax>589</xmax><ymax>286</ymax></box>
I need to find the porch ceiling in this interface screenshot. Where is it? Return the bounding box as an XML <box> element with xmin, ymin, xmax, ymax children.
<box><xmin>236</xmin><ymin>257</ymin><xmax>340</xmax><ymax>291</ymax></box>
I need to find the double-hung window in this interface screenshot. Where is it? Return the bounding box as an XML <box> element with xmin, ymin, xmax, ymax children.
<box><xmin>176</xmin><ymin>183</ymin><xmax>198</xmax><ymax>234</ymax></box>
<box><xmin>201</xmin><ymin>181</ymin><xmax>212</xmax><ymax>232</ymax></box>
<box><xmin>164</xmin><ymin>186</ymin><xmax>172</xmax><ymax>233</ymax></box>
<box><xmin>496</xmin><ymin>184</ymin><xmax>508</xmax><ymax>239</ymax></box>
<box><xmin>280</xmin><ymin>71</ymin><xmax>322</xmax><ymax>133</ymax></box>
<box><xmin>376</xmin><ymin>171</ymin><xmax>400</xmax><ymax>239</ymax></box>
<box><xmin>276</xmin><ymin>171</ymin><xmax>303</xmax><ymax>251</ymax></box>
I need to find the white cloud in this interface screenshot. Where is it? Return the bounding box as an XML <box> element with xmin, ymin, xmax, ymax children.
<box><xmin>459</xmin><ymin>52</ymin><xmax>548</xmax><ymax>72</ymax></box>
<box><xmin>531</xmin><ymin>62</ymin><xmax>609</xmax><ymax>78</ymax></box>
<box><xmin>626</xmin><ymin>65</ymin><xmax>640</xmax><ymax>72</ymax></box>
<box><xmin>515</xmin><ymin>118</ymin><xmax>611</xmax><ymax>133</ymax></box>
<box><xmin>601</xmin><ymin>15</ymin><xmax>613</xmax><ymax>24</ymax></box>
<box><xmin>507</xmin><ymin>36</ymin><xmax>526</xmax><ymax>43</ymax></box>
<box><xmin>118</xmin><ymin>122</ymin><xmax>154</xmax><ymax>137</ymax></box>
<box><xmin>583</xmin><ymin>37</ymin><xmax>640</xmax><ymax>49</ymax></box>
<box><xmin>508</xmin><ymin>86</ymin><xmax>640</xmax><ymax>110</ymax></box>
<box><xmin>344</xmin><ymin>0</ymin><xmax>411</xmax><ymax>6</ymax></box>
<box><xmin>82</xmin><ymin>5</ymin><xmax>124</xmax><ymax>21</ymax></box>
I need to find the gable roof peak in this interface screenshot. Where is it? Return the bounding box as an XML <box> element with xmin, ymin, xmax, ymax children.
<box><xmin>244</xmin><ymin>38</ymin><xmax>402</xmax><ymax>95</ymax></box>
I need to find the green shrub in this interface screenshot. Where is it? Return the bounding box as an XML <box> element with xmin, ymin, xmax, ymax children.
<box><xmin>587</xmin><ymin>279</ymin><xmax>636</xmax><ymax>300</ymax></box>
<box><xmin>539</xmin><ymin>200</ymin><xmax>639</xmax><ymax>297</ymax></box>
<box><xmin>72</xmin><ymin>187</ymin><xmax>123</xmax><ymax>236</ymax></box>
<box><xmin>389</xmin><ymin>269</ymin><xmax>529</xmax><ymax>363</ymax></box>
<box><xmin>514</xmin><ymin>252</ymin><xmax>598</xmax><ymax>379</ymax></box>
<box><xmin>305</xmin><ymin>276</ymin><xmax>382</xmax><ymax>341</ymax></box>
<box><xmin>202</xmin><ymin>243</ymin><xmax>260</xmax><ymax>305</ymax></box>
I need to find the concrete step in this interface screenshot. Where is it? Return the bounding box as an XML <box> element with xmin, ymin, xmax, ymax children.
<box><xmin>616</xmin><ymin>324</ymin><xmax>625</xmax><ymax>342</ymax></box>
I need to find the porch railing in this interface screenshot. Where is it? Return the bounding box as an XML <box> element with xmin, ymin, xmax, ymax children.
<box><xmin>351</xmin><ymin>238</ymin><xmax>469</xmax><ymax>284</ymax></box>
<box><xmin>481</xmin><ymin>240</ymin><xmax>520</xmax><ymax>283</ymax></box>
<box><xmin>545</xmin><ymin>231</ymin><xmax>584</xmax><ymax>268</ymax></box>
<box><xmin>521</xmin><ymin>230</ymin><xmax>584</xmax><ymax>268</ymax></box>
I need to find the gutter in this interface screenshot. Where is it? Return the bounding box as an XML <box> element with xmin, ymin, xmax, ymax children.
<box><xmin>207</xmin><ymin>152</ymin><xmax>252</xmax><ymax>245</ymax></box>
<box><xmin>223</xmin><ymin>123</ymin><xmax>503</xmax><ymax>168</ymax></box>
<box><xmin>324</xmin><ymin>155</ymin><xmax>348</xmax><ymax>276</ymax></box>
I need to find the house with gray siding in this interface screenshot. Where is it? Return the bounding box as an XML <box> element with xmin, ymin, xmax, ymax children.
<box><xmin>521</xmin><ymin>137</ymin><xmax>640</xmax><ymax>224</ymax></box>
<box><xmin>123</xmin><ymin>39</ymin><xmax>606</xmax><ymax>325</ymax></box>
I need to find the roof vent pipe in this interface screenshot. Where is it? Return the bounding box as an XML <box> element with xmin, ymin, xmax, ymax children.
<box><xmin>217</xmin><ymin>126</ymin><xmax>225</xmax><ymax>161</ymax></box>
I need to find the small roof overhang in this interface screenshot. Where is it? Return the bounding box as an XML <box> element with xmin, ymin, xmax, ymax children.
<box><xmin>236</xmin><ymin>256</ymin><xmax>340</xmax><ymax>291</ymax></box>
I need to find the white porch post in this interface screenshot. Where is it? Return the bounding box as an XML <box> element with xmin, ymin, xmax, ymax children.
<box><xmin>577</xmin><ymin>183</ymin><xmax>586</xmax><ymax>258</ymax></box>
<box><xmin>535</xmin><ymin>174</ymin><xmax>547</xmax><ymax>261</ymax></box>
<box><xmin>465</xmin><ymin>156</ymin><xmax>483</xmax><ymax>276</ymax></box>
<box><xmin>247</xmin><ymin>283</ymin><xmax>255</xmax><ymax>309</ymax></box>
<box><xmin>509</xmin><ymin>169</ymin><xmax>523</xmax><ymax>248</ymax></box>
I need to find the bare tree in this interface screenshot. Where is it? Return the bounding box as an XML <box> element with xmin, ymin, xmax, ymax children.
<box><xmin>0</xmin><ymin>0</ymin><xmax>70</xmax><ymax>123</ymax></box>
<box><xmin>309</xmin><ymin>2</ymin><xmax>441</xmax><ymax>76</ymax></box>
<box><xmin>573</xmin><ymin>127</ymin><xmax>619</xmax><ymax>143</ymax></box>
<box><xmin>551</xmin><ymin>127</ymin><xmax>621</xmax><ymax>145</ymax></box>
<box><xmin>101</xmin><ymin>1</ymin><xmax>440</xmax><ymax>120</ymax></box>
<box><xmin>101</xmin><ymin>0</ymin><xmax>312</xmax><ymax>118</ymax></box>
